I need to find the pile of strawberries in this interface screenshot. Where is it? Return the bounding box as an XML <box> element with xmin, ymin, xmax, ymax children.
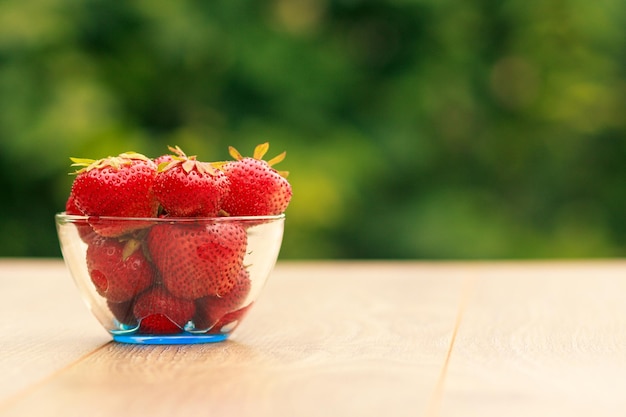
<box><xmin>65</xmin><ymin>143</ymin><xmax>292</xmax><ymax>335</ymax></box>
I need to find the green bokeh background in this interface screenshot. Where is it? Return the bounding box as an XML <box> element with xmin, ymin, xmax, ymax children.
<box><xmin>1</xmin><ymin>0</ymin><xmax>624</xmax><ymax>259</ymax></box>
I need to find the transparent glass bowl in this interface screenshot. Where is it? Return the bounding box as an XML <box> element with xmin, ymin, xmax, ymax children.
<box><xmin>55</xmin><ymin>212</ymin><xmax>284</xmax><ymax>344</ymax></box>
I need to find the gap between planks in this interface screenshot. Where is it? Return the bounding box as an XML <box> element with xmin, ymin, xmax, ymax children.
<box><xmin>424</xmin><ymin>271</ymin><xmax>478</xmax><ymax>417</ymax></box>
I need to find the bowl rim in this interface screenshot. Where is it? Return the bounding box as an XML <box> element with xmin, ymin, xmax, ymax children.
<box><xmin>55</xmin><ymin>212</ymin><xmax>285</xmax><ymax>223</ymax></box>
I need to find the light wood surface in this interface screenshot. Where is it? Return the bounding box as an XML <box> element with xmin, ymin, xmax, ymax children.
<box><xmin>0</xmin><ymin>259</ymin><xmax>625</xmax><ymax>416</ymax></box>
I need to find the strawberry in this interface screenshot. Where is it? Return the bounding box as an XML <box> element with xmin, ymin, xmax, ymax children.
<box><xmin>193</xmin><ymin>267</ymin><xmax>252</xmax><ymax>330</ymax></box>
<box><xmin>137</xmin><ymin>315</ymin><xmax>182</xmax><ymax>334</ymax></box>
<box><xmin>86</xmin><ymin>235</ymin><xmax>155</xmax><ymax>303</ymax></box>
<box><xmin>69</xmin><ymin>152</ymin><xmax>159</xmax><ymax>237</ymax></box>
<box><xmin>65</xmin><ymin>193</ymin><xmax>97</xmax><ymax>243</ymax></box>
<box><xmin>133</xmin><ymin>286</ymin><xmax>196</xmax><ymax>334</ymax></box>
<box><xmin>153</xmin><ymin>146</ymin><xmax>229</xmax><ymax>217</ymax></box>
<box><xmin>219</xmin><ymin>143</ymin><xmax>292</xmax><ymax>216</ymax></box>
<box><xmin>146</xmin><ymin>222</ymin><xmax>248</xmax><ymax>300</ymax></box>
<box><xmin>207</xmin><ymin>303</ymin><xmax>254</xmax><ymax>335</ymax></box>
<box><xmin>153</xmin><ymin>153</ymin><xmax>174</xmax><ymax>165</ymax></box>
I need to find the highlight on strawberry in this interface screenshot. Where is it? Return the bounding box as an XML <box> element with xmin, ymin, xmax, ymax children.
<box><xmin>56</xmin><ymin>143</ymin><xmax>290</xmax><ymax>344</ymax></box>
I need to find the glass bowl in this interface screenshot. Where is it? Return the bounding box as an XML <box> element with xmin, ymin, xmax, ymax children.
<box><xmin>55</xmin><ymin>212</ymin><xmax>284</xmax><ymax>344</ymax></box>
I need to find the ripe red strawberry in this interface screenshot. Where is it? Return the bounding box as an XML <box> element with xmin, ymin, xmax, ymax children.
<box><xmin>207</xmin><ymin>303</ymin><xmax>254</xmax><ymax>335</ymax></box>
<box><xmin>193</xmin><ymin>267</ymin><xmax>252</xmax><ymax>330</ymax></box>
<box><xmin>153</xmin><ymin>153</ymin><xmax>174</xmax><ymax>165</ymax></box>
<box><xmin>219</xmin><ymin>143</ymin><xmax>292</xmax><ymax>216</ymax></box>
<box><xmin>147</xmin><ymin>222</ymin><xmax>248</xmax><ymax>299</ymax></box>
<box><xmin>69</xmin><ymin>152</ymin><xmax>159</xmax><ymax>237</ymax></box>
<box><xmin>65</xmin><ymin>193</ymin><xmax>97</xmax><ymax>243</ymax></box>
<box><xmin>133</xmin><ymin>286</ymin><xmax>196</xmax><ymax>334</ymax></box>
<box><xmin>137</xmin><ymin>315</ymin><xmax>182</xmax><ymax>334</ymax></box>
<box><xmin>86</xmin><ymin>235</ymin><xmax>155</xmax><ymax>303</ymax></box>
<box><xmin>153</xmin><ymin>146</ymin><xmax>229</xmax><ymax>217</ymax></box>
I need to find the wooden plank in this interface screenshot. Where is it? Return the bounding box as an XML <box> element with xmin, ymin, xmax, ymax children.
<box><xmin>0</xmin><ymin>261</ymin><xmax>468</xmax><ymax>417</ymax></box>
<box><xmin>0</xmin><ymin>259</ymin><xmax>110</xmax><ymax>403</ymax></box>
<box><xmin>439</xmin><ymin>261</ymin><xmax>626</xmax><ymax>417</ymax></box>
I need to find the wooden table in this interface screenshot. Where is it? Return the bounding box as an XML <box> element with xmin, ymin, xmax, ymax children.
<box><xmin>1</xmin><ymin>259</ymin><xmax>625</xmax><ymax>416</ymax></box>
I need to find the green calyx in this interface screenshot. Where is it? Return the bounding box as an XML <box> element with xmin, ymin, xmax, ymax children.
<box><xmin>227</xmin><ymin>142</ymin><xmax>289</xmax><ymax>178</ymax></box>
<box><xmin>70</xmin><ymin>151</ymin><xmax>150</xmax><ymax>174</ymax></box>
<box><xmin>121</xmin><ymin>238</ymin><xmax>143</xmax><ymax>261</ymax></box>
<box><xmin>157</xmin><ymin>145</ymin><xmax>217</xmax><ymax>176</ymax></box>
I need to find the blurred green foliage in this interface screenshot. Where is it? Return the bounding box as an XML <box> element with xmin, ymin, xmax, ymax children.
<box><xmin>0</xmin><ymin>0</ymin><xmax>624</xmax><ymax>259</ymax></box>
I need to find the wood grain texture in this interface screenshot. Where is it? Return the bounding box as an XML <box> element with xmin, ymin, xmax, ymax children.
<box><xmin>2</xmin><ymin>260</ymin><xmax>626</xmax><ymax>417</ymax></box>
<box><xmin>439</xmin><ymin>261</ymin><xmax>626</xmax><ymax>417</ymax></box>
<box><xmin>0</xmin><ymin>259</ymin><xmax>109</xmax><ymax>403</ymax></box>
<box><xmin>0</xmin><ymin>261</ymin><xmax>469</xmax><ymax>417</ymax></box>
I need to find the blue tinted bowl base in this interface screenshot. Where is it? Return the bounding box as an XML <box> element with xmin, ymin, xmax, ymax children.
<box><xmin>112</xmin><ymin>333</ymin><xmax>228</xmax><ymax>345</ymax></box>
